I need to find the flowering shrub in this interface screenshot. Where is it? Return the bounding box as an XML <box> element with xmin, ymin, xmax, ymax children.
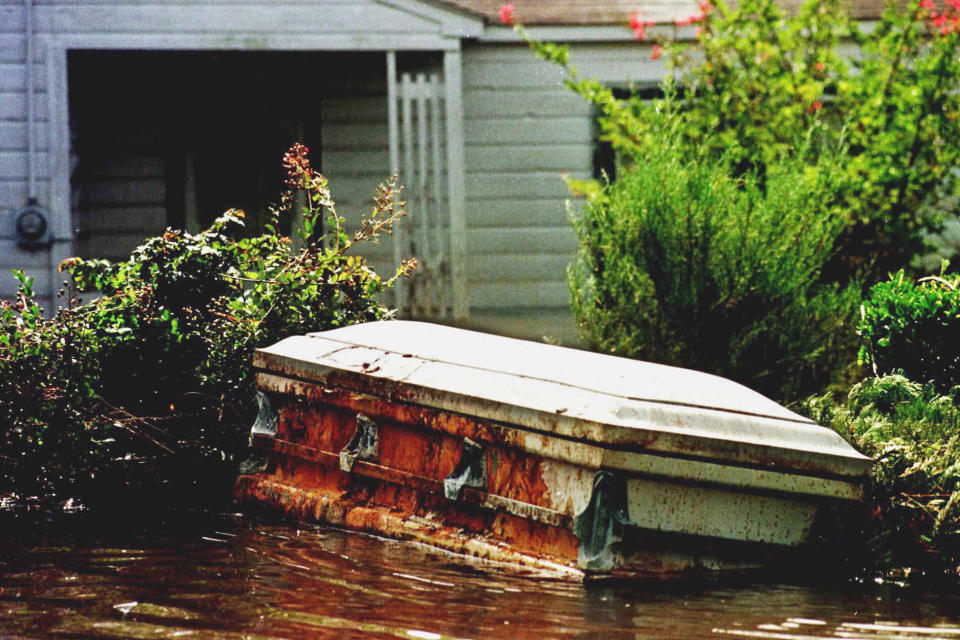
<box><xmin>0</xmin><ymin>144</ymin><xmax>409</xmax><ymax>505</ymax></box>
<box><xmin>525</xmin><ymin>0</ymin><xmax>960</xmax><ymax>281</ymax></box>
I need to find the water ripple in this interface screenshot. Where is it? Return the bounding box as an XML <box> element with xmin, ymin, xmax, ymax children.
<box><xmin>1</xmin><ymin>514</ymin><xmax>959</xmax><ymax>639</ymax></box>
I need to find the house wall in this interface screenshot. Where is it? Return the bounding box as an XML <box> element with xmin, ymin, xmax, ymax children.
<box><xmin>0</xmin><ymin>0</ymin><xmax>473</xmax><ymax>312</ymax></box>
<box><xmin>460</xmin><ymin>41</ymin><xmax>663</xmax><ymax>343</ymax></box>
<box><xmin>1</xmin><ymin>0</ymin><xmax>53</xmax><ymax>303</ymax></box>
<box><xmin>1</xmin><ymin>0</ymin><xmax>661</xmax><ymax>342</ymax></box>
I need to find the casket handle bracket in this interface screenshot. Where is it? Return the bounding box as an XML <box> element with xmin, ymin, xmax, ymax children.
<box><xmin>444</xmin><ymin>437</ymin><xmax>487</xmax><ymax>500</ymax></box>
<box><xmin>340</xmin><ymin>413</ymin><xmax>380</xmax><ymax>472</ymax></box>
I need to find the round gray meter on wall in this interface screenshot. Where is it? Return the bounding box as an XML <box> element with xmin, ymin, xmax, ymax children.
<box><xmin>14</xmin><ymin>200</ymin><xmax>52</xmax><ymax>250</ymax></box>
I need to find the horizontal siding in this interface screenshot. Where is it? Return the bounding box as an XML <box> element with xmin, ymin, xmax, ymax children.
<box><xmin>321</xmin><ymin>117</ymin><xmax>595</xmax><ymax>147</ymax></box>
<box><xmin>0</xmin><ymin>0</ymin><xmax>462</xmax><ymax>307</ymax></box>
<box><xmin>466</xmin><ymin>117</ymin><xmax>592</xmax><ymax>145</ymax></box>
<box><xmin>464</xmin><ymin>89</ymin><xmax>590</xmax><ymax>119</ymax></box>
<box><xmin>0</xmin><ymin>33</ymin><xmax>24</xmax><ymax>63</ymax></box>
<box><xmin>0</xmin><ymin>62</ymin><xmax>44</xmax><ymax>91</ymax></box>
<box><xmin>0</xmin><ymin>178</ymin><xmax>50</xmax><ymax>209</ymax></box>
<box><xmin>468</xmin><ymin>254</ymin><xmax>570</xmax><ymax>282</ymax></box>
<box><xmin>2</xmin><ymin>5</ymin><xmax>439</xmax><ymax>36</ymax></box>
<box><xmin>468</xmin><ymin>145</ymin><xmax>592</xmax><ymax>172</ymax></box>
<box><xmin>323</xmin><ymin>123</ymin><xmax>390</xmax><ymax>149</ymax></box>
<box><xmin>0</xmin><ymin>121</ymin><xmax>49</xmax><ymax>151</ymax></box>
<box><xmin>461</xmin><ymin>41</ymin><xmax>661</xmax><ymax>317</ymax></box>
<box><xmin>79</xmin><ymin>156</ymin><xmax>165</xmax><ymax>180</ymax></box>
<box><xmin>0</xmin><ymin>239</ymin><xmax>50</xmax><ymax>269</ymax></box>
<box><xmin>76</xmin><ymin>231</ymin><xmax>164</xmax><ymax>260</ymax></box>
<box><xmin>321</xmin><ymin>93</ymin><xmax>399</xmax><ymax>274</ymax></box>
<box><xmin>471</xmin><ymin>281</ymin><xmax>570</xmax><ymax>308</ymax></box>
<box><xmin>0</xmin><ymin>150</ymin><xmax>50</xmax><ymax>179</ymax></box>
<box><xmin>469</xmin><ymin>308</ymin><xmax>578</xmax><ymax>345</ymax></box>
<box><xmin>0</xmin><ymin>3</ymin><xmax>38</xmax><ymax>303</ymax></box>
<box><xmin>324</xmin><ymin>144</ymin><xmax>590</xmax><ymax>174</ymax></box>
<box><xmin>466</xmin><ymin>198</ymin><xmax>574</xmax><ymax>228</ymax></box>
<box><xmin>468</xmin><ymin>227</ymin><xmax>578</xmax><ymax>255</ymax></box>
<box><xmin>466</xmin><ymin>172</ymin><xmax>581</xmax><ymax>200</ymax></box>
<box><xmin>0</xmin><ymin>92</ymin><xmax>45</xmax><ymax>123</ymax></box>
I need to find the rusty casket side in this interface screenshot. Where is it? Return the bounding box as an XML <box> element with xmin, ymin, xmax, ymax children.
<box><xmin>235</xmin><ymin>321</ymin><xmax>872</xmax><ymax>578</ymax></box>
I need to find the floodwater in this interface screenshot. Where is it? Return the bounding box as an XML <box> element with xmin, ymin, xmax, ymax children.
<box><xmin>2</xmin><ymin>510</ymin><xmax>960</xmax><ymax>640</ymax></box>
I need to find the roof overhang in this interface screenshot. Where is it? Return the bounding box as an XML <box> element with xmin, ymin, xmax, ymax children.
<box><xmin>377</xmin><ymin>0</ymin><xmax>485</xmax><ymax>39</ymax></box>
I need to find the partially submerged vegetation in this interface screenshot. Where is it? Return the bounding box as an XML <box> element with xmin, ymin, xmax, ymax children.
<box><xmin>802</xmin><ymin>374</ymin><xmax>960</xmax><ymax>578</ymax></box>
<box><xmin>799</xmin><ymin>271</ymin><xmax>960</xmax><ymax>577</ymax></box>
<box><xmin>0</xmin><ymin>144</ymin><xmax>409</xmax><ymax>506</ymax></box>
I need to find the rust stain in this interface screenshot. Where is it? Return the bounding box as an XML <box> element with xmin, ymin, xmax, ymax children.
<box><xmin>238</xmin><ymin>387</ymin><xmax>585</xmax><ymax>573</ymax></box>
<box><xmin>376</xmin><ymin>419</ymin><xmax>461</xmax><ymax>483</ymax></box>
<box><xmin>486</xmin><ymin>444</ymin><xmax>552</xmax><ymax>509</ymax></box>
<box><xmin>236</xmin><ymin>466</ymin><xmax>582</xmax><ymax>576</ymax></box>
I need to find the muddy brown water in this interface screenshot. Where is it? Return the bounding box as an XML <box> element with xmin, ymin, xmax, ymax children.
<box><xmin>2</xmin><ymin>510</ymin><xmax>960</xmax><ymax>639</ymax></box>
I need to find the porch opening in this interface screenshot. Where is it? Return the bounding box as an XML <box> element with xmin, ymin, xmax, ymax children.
<box><xmin>68</xmin><ymin>50</ymin><xmax>390</xmax><ymax>260</ymax></box>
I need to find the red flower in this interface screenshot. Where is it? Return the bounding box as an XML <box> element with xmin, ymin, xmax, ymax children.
<box><xmin>694</xmin><ymin>26</ymin><xmax>703</xmax><ymax>37</ymax></box>
<box><xmin>691</xmin><ymin>12</ymin><xmax>706</xmax><ymax>22</ymax></box>
<box><xmin>814</xmin><ymin>61</ymin><xmax>825</xmax><ymax>72</ymax></box>
<box><xmin>948</xmin><ymin>0</ymin><xmax>960</xmax><ymax>10</ymax></box>
<box><xmin>282</xmin><ymin>143</ymin><xmax>314</xmax><ymax>187</ymax></box>
<box><xmin>920</xmin><ymin>0</ymin><xmax>935</xmax><ymax>8</ymax></box>
<box><xmin>630</xmin><ymin>11</ymin><xmax>647</xmax><ymax>39</ymax></box>
<box><xmin>499</xmin><ymin>3</ymin><xmax>515</xmax><ymax>25</ymax></box>
<box><xmin>652</xmin><ymin>44</ymin><xmax>663</xmax><ymax>60</ymax></box>
<box><xmin>809</xmin><ymin>100</ymin><xmax>822</xmax><ymax>113</ymax></box>
<box><xmin>699</xmin><ymin>0</ymin><xmax>712</xmax><ymax>12</ymax></box>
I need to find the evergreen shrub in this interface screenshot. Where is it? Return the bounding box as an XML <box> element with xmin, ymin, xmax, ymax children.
<box><xmin>569</xmin><ymin>113</ymin><xmax>859</xmax><ymax>400</ymax></box>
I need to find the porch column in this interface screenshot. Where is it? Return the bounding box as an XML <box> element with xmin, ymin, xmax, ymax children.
<box><xmin>48</xmin><ymin>39</ymin><xmax>73</xmax><ymax>312</ymax></box>
<box><xmin>386</xmin><ymin>50</ymin><xmax>406</xmax><ymax>313</ymax></box>
<box><xmin>443</xmin><ymin>48</ymin><xmax>469</xmax><ymax>322</ymax></box>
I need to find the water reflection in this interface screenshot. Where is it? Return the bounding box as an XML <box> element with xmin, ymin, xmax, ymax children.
<box><xmin>1</xmin><ymin>511</ymin><xmax>960</xmax><ymax>639</ymax></box>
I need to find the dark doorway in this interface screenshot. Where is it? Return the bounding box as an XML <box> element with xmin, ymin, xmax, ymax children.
<box><xmin>68</xmin><ymin>50</ymin><xmax>384</xmax><ymax>260</ymax></box>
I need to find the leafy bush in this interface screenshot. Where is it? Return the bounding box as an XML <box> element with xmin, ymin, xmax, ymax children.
<box><xmin>858</xmin><ymin>269</ymin><xmax>960</xmax><ymax>392</ymax></box>
<box><xmin>662</xmin><ymin>0</ymin><xmax>960</xmax><ymax>278</ymax></box>
<box><xmin>0</xmin><ymin>144</ymin><xmax>410</xmax><ymax>505</ymax></box>
<box><xmin>569</xmin><ymin>111</ymin><xmax>860</xmax><ymax>400</ymax></box>
<box><xmin>801</xmin><ymin>375</ymin><xmax>960</xmax><ymax>577</ymax></box>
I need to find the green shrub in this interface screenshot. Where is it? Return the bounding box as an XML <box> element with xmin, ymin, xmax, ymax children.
<box><xmin>801</xmin><ymin>374</ymin><xmax>960</xmax><ymax>577</ymax></box>
<box><xmin>858</xmin><ymin>269</ymin><xmax>960</xmax><ymax>392</ymax></box>
<box><xmin>660</xmin><ymin>0</ymin><xmax>960</xmax><ymax>278</ymax></box>
<box><xmin>569</xmin><ymin>111</ymin><xmax>860</xmax><ymax>400</ymax></box>
<box><xmin>0</xmin><ymin>144</ymin><xmax>410</xmax><ymax>504</ymax></box>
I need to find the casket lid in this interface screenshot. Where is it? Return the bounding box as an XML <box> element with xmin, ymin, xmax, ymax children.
<box><xmin>254</xmin><ymin>321</ymin><xmax>871</xmax><ymax>479</ymax></box>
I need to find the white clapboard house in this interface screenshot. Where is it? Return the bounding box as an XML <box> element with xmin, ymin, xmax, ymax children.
<box><xmin>1</xmin><ymin>0</ymin><xmax>885</xmax><ymax>342</ymax></box>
